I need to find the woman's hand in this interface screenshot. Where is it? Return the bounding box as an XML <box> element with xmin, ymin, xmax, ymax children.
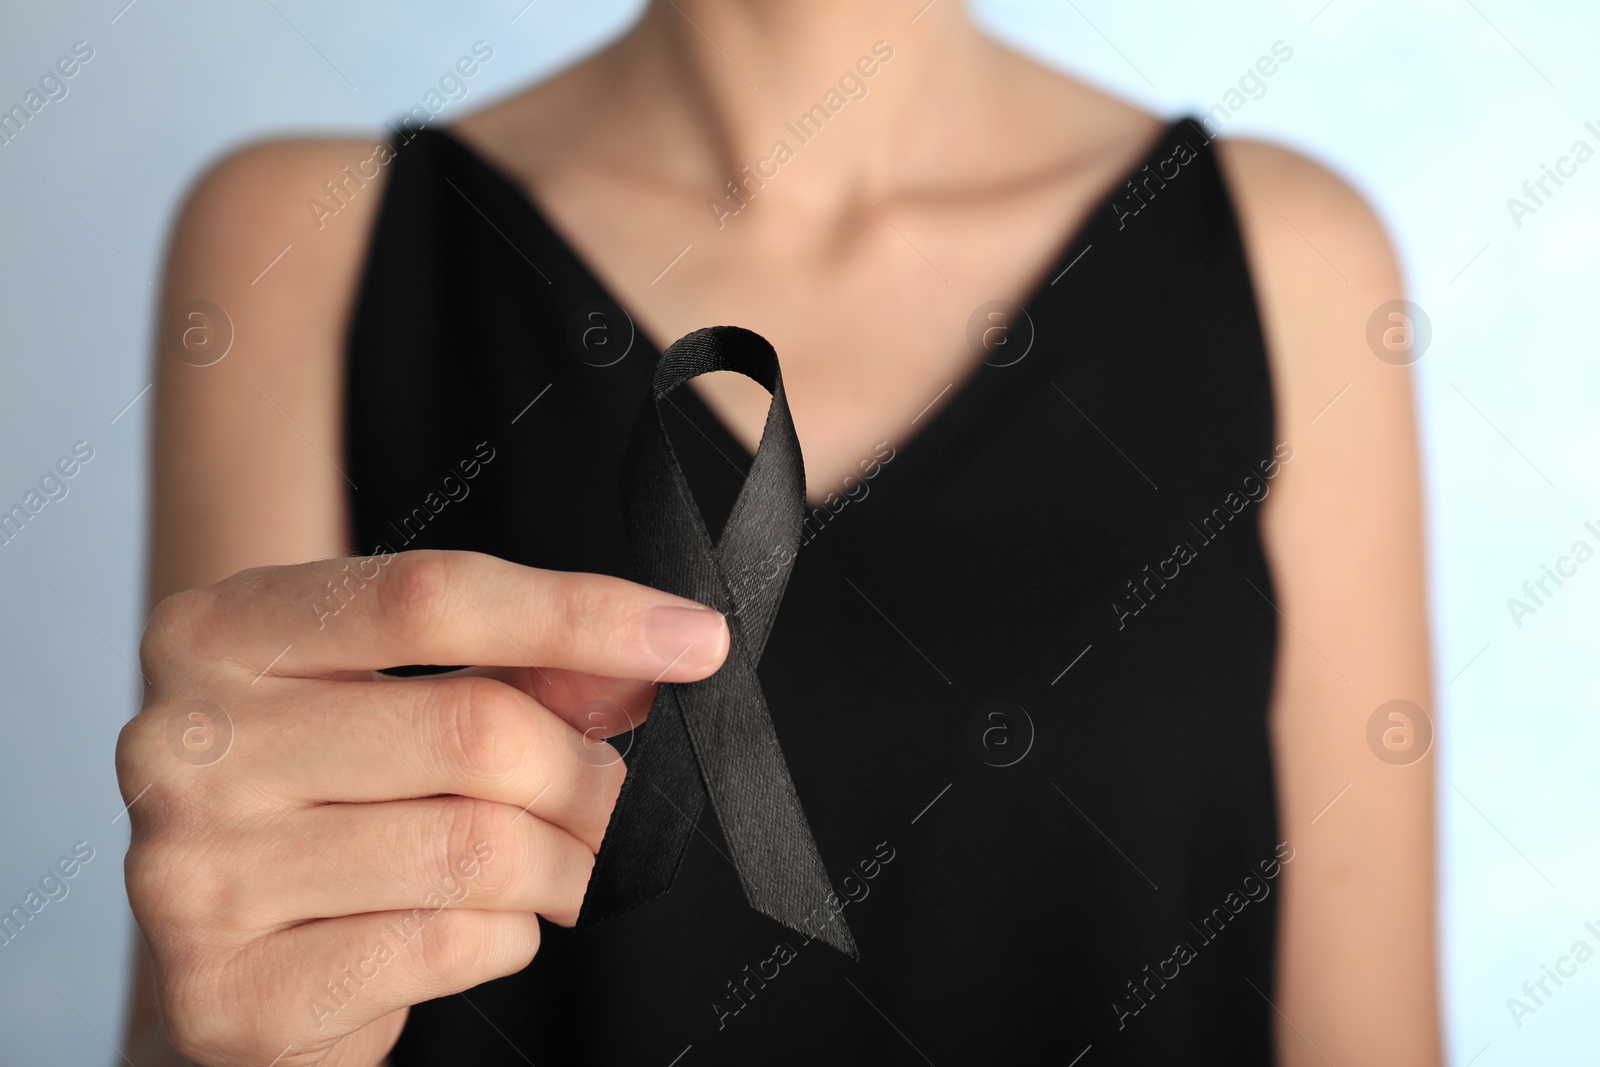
<box><xmin>115</xmin><ymin>549</ymin><xmax>728</xmax><ymax>1067</ymax></box>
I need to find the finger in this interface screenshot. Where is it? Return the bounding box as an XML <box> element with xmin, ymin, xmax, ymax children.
<box><xmin>244</xmin><ymin>675</ymin><xmax>624</xmax><ymax>849</ymax></box>
<box><xmin>206</xmin><ymin>909</ymin><xmax>540</xmax><ymax>1061</ymax></box>
<box><xmin>319</xmin><ymin>1010</ymin><xmax>408</xmax><ymax>1067</ymax></box>
<box><xmin>186</xmin><ymin>550</ymin><xmax>729</xmax><ymax>683</ymax></box>
<box><xmin>437</xmin><ymin>665</ymin><xmax>655</xmax><ymax>735</ymax></box>
<box><xmin>228</xmin><ymin>796</ymin><xmax>593</xmax><ymax>929</ymax></box>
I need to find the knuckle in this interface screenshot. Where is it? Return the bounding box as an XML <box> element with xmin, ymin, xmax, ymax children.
<box><xmin>163</xmin><ymin>1014</ymin><xmax>215</xmax><ymax>1064</ymax></box>
<box><xmin>143</xmin><ymin>914</ymin><xmax>249</xmax><ymax>1061</ymax></box>
<box><xmin>162</xmin><ymin>1007</ymin><xmax>215</xmax><ymax>1064</ymax></box>
<box><xmin>445</xmin><ymin>794</ymin><xmax>501</xmax><ymax>857</ymax></box>
<box><xmin>139</xmin><ymin>587</ymin><xmax>214</xmax><ymax>675</ymax></box>
<box><xmin>413</xmin><ymin>910</ymin><xmax>493</xmax><ymax>984</ymax></box>
<box><xmin>130</xmin><ymin>841</ymin><xmax>269</xmax><ymax>1061</ymax></box>
<box><xmin>127</xmin><ymin>835</ymin><xmax>231</xmax><ymax>934</ymax></box>
<box><xmin>440</xmin><ymin>678</ymin><xmax>529</xmax><ymax>786</ymax></box>
<box><xmin>122</xmin><ymin>842</ymin><xmax>167</xmax><ymax>923</ymax></box>
<box><xmin>114</xmin><ymin>709</ymin><xmax>165</xmax><ymax>786</ymax></box>
<box><xmin>161</xmin><ymin>966</ymin><xmax>237</xmax><ymax>1066</ymax></box>
<box><xmin>433</xmin><ymin>797</ymin><xmax>507</xmax><ymax>900</ymax></box>
<box><xmin>377</xmin><ymin>550</ymin><xmax>453</xmax><ymax>644</ymax></box>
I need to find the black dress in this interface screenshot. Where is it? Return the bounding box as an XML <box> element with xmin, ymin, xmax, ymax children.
<box><xmin>345</xmin><ymin>113</ymin><xmax>1286</xmax><ymax>1065</ymax></box>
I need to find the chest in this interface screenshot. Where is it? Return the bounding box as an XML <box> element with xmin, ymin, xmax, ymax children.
<box><xmin>525</xmin><ymin>166</ymin><xmax>1115</xmax><ymax>499</ymax></box>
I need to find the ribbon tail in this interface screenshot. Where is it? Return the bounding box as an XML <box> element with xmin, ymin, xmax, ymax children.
<box><xmin>680</xmin><ymin>639</ymin><xmax>859</xmax><ymax>959</ymax></box>
<box><xmin>577</xmin><ymin>685</ymin><xmax>704</xmax><ymax>926</ymax></box>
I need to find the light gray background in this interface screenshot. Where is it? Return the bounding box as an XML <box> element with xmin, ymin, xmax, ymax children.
<box><xmin>1</xmin><ymin>0</ymin><xmax>1596</xmax><ymax>1063</ymax></box>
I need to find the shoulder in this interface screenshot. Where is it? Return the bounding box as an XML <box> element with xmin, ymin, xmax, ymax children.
<box><xmin>160</xmin><ymin>132</ymin><xmax>398</xmax><ymax>420</ymax></box>
<box><xmin>1208</xmin><ymin>134</ymin><xmax>1419</xmax><ymax>586</ymax></box>
<box><xmin>168</xmin><ymin>135</ymin><xmax>394</xmax><ymax>300</ymax></box>
<box><xmin>162</xmin><ymin>134</ymin><xmax>397</xmax><ymax>376</ymax></box>
<box><xmin>1212</xmin><ymin>136</ymin><xmax>1403</xmax><ymax>314</ymax></box>
<box><xmin>1213</xmin><ymin>136</ymin><xmax>1399</xmax><ymax>285</ymax></box>
<box><xmin>1210</xmin><ymin>136</ymin><xmax>1409</xmax><ymax>432</ymax></box>
<box><xmin>152</xmin><ymin>134</ymin><xmax>397</xmax><ymax>591</ymax></box>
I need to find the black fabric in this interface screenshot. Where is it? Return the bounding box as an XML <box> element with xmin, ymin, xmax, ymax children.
<box><xmin>347</xmin><ymin>115</ymin><xmax>1284</xmax><ymax>1064</ymax></box>
<box><xmin>582</xmin><ymin>325</ymin><xmax>855</xmax><ymax>957</ymax></box>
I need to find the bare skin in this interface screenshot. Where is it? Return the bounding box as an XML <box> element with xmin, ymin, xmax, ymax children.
<box><xmin>120</xmin><ymin>1</ymin><xmax>1440</xmax><ymax>1064</ymax></box>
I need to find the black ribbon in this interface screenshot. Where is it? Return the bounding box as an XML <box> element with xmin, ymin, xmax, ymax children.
<box><xmin>577</xmin><ymin>326</ymin><xmax>857</xmax><ymax>958</ymax></box>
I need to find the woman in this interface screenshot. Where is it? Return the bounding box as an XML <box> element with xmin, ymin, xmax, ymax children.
<box><xmin>118</xmin><ymin>2</ymin><xmax>1440</xmax><ymax>1063</ymax></box>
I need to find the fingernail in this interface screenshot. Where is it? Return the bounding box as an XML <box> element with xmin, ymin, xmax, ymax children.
<box><xmin>641</xmin><ymin>605</ymin><xmax>729</xmax><ymax>675</ymax></box>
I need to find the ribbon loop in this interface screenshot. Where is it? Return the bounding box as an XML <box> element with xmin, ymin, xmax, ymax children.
<box><xmin>578</xmin><ymin>326</ymin><xmax>857</xmax><ymax>958</ymax></box>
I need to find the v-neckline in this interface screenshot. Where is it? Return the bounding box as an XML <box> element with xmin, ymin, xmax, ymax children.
<box><xmin>427</xmin><ymin>115</ymin><xmax>1189</xmax><ymax>507</ymax></box>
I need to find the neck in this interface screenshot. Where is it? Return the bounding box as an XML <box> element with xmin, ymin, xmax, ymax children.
<box><xmin>608</xmin><ymin>0</ymin><xmax>1001</xmax><ymax>197</ymax></box>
